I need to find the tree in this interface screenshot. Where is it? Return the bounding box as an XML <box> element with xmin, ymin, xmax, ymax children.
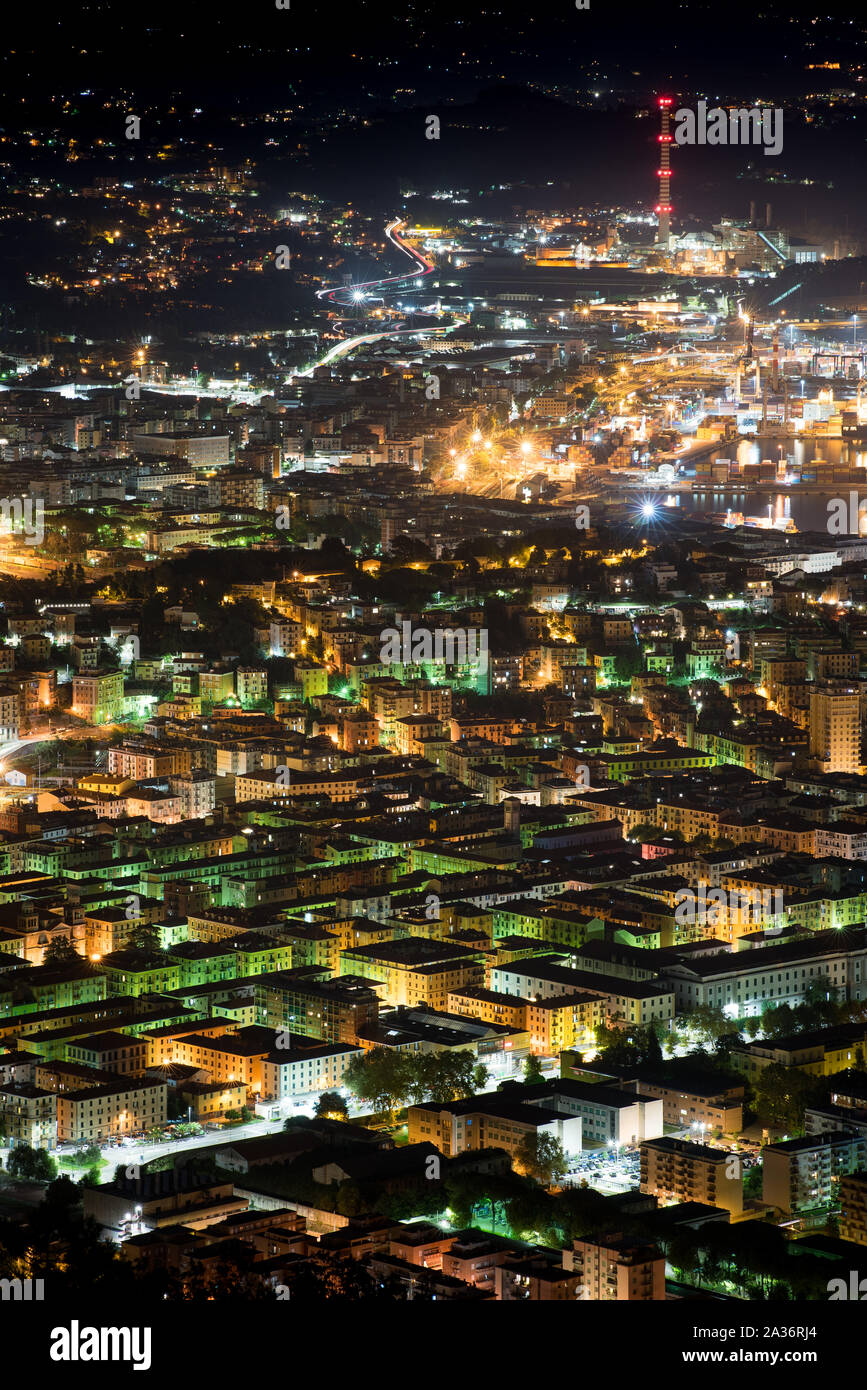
<box><xmin>760</xmin><ymin>1003</ymin><xmax>796</xmax><ymax>1040</ymax></box>
<box><xmin>389</xmin><ymin>535</ymin><xmax>433</xmax><ymax>563</ymax></box>
<box><xmin>42</xmin><ymin>936</ymin><xmax>80</xmax><ymax>968</ymax></box>
<box><xmin>512</xmin><ymin>1133</ymin><xmax>568</xmax><ymax>1187</ymax></box>
<box><xmin>744</xmin><ymin>1163</ymin><xmax>763</xmax><ymax>1199</ymax></box>
<box><xmin>613</xmin><ymin>645</ymin><xmax>643</xmax><ymax>683</ymax></box>
<box><xmin>644</xmin><ymin>1024</ymin><xmax>664</xmax><ymax>1067</ymax></box>
<box><xmin>441</xmin><ymin>1174</ymin><xmax>475</xmax><ymax>1229</ymax></box>
<box><xmin>315</xmin><ymin>1091</ymin><xmax>348</xmax><ymax>1121</ymax></box>
<box><xmin>630</xmin><ymin>823</ymin><xmax>661</xmax><ymax>843</ymax></box>
<box><xmin>126</xmin><ymin>922</ymin><xmax>162</xmax><ymax>952</ymax></box>
<box><xmin>690</xmin><ymin>832</ymin><xmax>717</xmax><ymax>852</ymax></box>
<box><xmin>44</xmin><ymin>1174</ymin><xmax>80</xmax><ymax>1213</ymax></box>
<box><xmin>421</xmin><ymin>1052</ymin><xmax>478</xmax><ymax>1104</ymax></box>
<box><xmin>344</xmin><ymin>1049</ymin><xmax>413</xmax><ymax>1121</ymax></box>
<box><xmin>472</xmin><ymin>1063</ymin><xmax>490</xmax><ymax>1093</ymax></box>
<box><xmin>753</xmin><ymin>1064</ymin><xmax>825</xmax><ymax>1134</ymax></box>
<box><xmin>680</xmin><ymin>1004</ymin><xmax>740</xmax><ymax>1047</ymax></box>
<box><xmin>504</xmin><ymin>1185</ymin><xmax>553</xmax><ymax>1239</ymax></box>
<box><xmin>594</xmin><ymin>1022</ymin><xmax>670</xmax><ymax>1069</ymax></box>
<box><xmin>7</xmin><ymin>1146</ymin><xmax>57</xmax><ymax>1183</ymax></box>
<box><xmin>335</xmin><ymin>1181</ymin><xmax>363</xmax><ymax>1217</ymax></box>
<box><xmin>669</xmin><ymin>1234</ymin><xmax>701</xmax><ymax>1286</ymax></box>
<box><xmin>523</xmin><ymin>1054</ymin><xmax>545</xmax><ymax>1086</ymax></box>
<box><xmin>72</xmin><ymin>1144</ymin><xmax>102</xmax><ymax>1167</ymax></box>
<box><xmin>804</xmin><ymin>974</ymin><xmax>833</xmax><ymax>1007</ymax></box>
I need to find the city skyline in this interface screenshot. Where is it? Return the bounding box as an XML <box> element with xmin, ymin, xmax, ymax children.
<box><xmin>1</xmin><ymin>0</ymin><xmax>867</xmax><ymax>1365</ymax></box>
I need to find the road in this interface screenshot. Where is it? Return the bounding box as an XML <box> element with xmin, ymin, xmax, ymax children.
<box><xmin>292</xmin><ymin>322</ymin><xmax>449</xmax><ymax>381</ymax></box>
<box><xmin>35</xmin><ymin>220</ymin><xmax>450</xmax><ymax>408</ymax></box>
<box><xmin>47</xmin><ymin>1084</ymin><xmax>377</xmax><ymax>1177</ymax></box>
<box><xmin>316</xmin><ymin>217</ymin><xmax>436</xmax><ymax>308</ymax></box>
<box><xmin>292</xmin><ymin>218</ymin><xmax>452</xmax><ymax>379</ymax></box>
<box><xmin>96</xmin><ymin>1116</ymin><xmax>291</xmax><ymax>1172</ymax></box>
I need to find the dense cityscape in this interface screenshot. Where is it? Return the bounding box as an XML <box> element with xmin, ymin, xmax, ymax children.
<box><xmin>4</xmin><ymin>0</ymin><xmax>867</xmax><ymax>1359</ymax></box>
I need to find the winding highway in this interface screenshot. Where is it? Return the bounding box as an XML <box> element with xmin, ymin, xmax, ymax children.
<box><xmin>291</xmin><ymin>217</ymin><xmax>452</xmax><ymax>379</ymax></box>
<box><xmin>315</xmin><ymin>217</ymin><xmax>436</xmax><ymax>307</ymax></box>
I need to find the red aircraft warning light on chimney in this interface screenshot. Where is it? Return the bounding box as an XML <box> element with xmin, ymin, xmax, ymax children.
<box><xmin>656</xmin><ymin>96</ymin><xmax>674</xmax><ymax>249</ymax></box>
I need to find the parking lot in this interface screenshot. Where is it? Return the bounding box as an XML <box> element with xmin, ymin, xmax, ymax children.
<box><xmin>564</xmin><ymin>1146</ymin><xmax>642</xmax><ymax>1193</ymax></box>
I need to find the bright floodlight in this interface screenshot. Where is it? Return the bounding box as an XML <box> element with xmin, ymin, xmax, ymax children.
<box><xmin>352</xmin><ymin>291</ymin><xmax>364</xmax><ymax>302</ymax></box>
<box><xmin>641</xmin><ymin>502</ymin><xmax>656</xmax><ymax>519</ymax></box>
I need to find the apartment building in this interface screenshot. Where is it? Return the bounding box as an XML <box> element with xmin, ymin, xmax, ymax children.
<box><xmin>564</xmin><ymin>1234</ymin><xmax>666</xmax><ymax>1300</ymax></box>
<box><xmin>807</xmin><ymin>650</ymin><xmax>859</xmax><ymax>682</ymax></box>
<box><xmin>340</xmin><ymin>938</ymin><xmax>486</xmax><ymax>1011</ymax></box>
<box><xmin>149</xmin><ymin>1028</ymin><xmax>275</xmax><ymax>1097</ymax></box>
<box><xmin>440</xmin><ymin>1233</ymin><xmax>524</xmax><ymax>1291</ymax></box>
<box><xmin>109</xmin><ymin>743</ymin><xmax>179</xmax><ymax>779</ymax></box>
<box><xmin>0</xmin><ymin>1082</ymin><xmax>57</xmax><ymax>1148</ymax></box>
<box><xmin>640</xmin><ymin>1136</ymin><xmax>743</xmax><ymax>1215</ymax></box>
<box><xmin>408</xmin><ymin>1094</ymin><xmax>583</xmax><ymax>1161</ymax></box>
<box><xmin>236</xmin><ymin>666</ymin><xmax>268</xmax><ymax>706</ymax></box>
<box><xmin>809</xmin><ymin>684</ymin><xmax>861</xmax><ymax>774</ymax></box>
<box><xmin>763</xmin><ymin>1132</ymin><xmax>867</xmax><ymax>1214</ymax></box>
<box><xmin>260</xmin><ymin>1040</ymin><xmax>364</xmax><ymax>1104</ymax></box>
<box><xmin>490</xmin><ymin>957</ymin><xmax>675</xmax><ymax>1030</ymax></box>
<box><xmin>234</xmin><ymin>769</ymin><xmax>363</xmax><ymax>803</ymax></box>
<box><xmin>524</xmin><ymin>992</ymin><xmax>607</xmax><ymax>1055</ymax></box>
<box><xmin>56</xmin><ymin>1078</ymin><xmax>167</xmax><ymax>1144</ymax></box>
<box><xmin>173</xmin><ymin>1079</ymin><xmax>248</xmax><ymax>1122</ymax></box>
<box><xmin>71</xmin><ymin>669</ymin><xmax>125</xmax><ymax>725</ymax></box>
<box><xmin>394</xmin><ymin>714</ymin><xmax>447</xmax><ymax>757</ymax></box>
<box><xmin>0</xmin><ymin>688</ymin><xmax>21</xmax><ymax>742</ymax></box>
<box><xmin>629</xmin><ymin>1075</ymin><xmax>744</xmax><ymax>1135</ymax></box>
<box><xmin>450</xmin><ymin>975</ymin><xmax>606</xmax><ymax>1056</ymax></box>
<box><xmin>269</xmin><ymin>620</ymin><xmax>304</xmax><ymax>658</ymax></box>
<box><xmin>528</xmin><ymin>1078</ymin><xmax>664</xmax><ymax>1148</ymax></box>
<box><xmin>447</xmin><ymin>986</ymin><xmax>529</xmax><ymax>1032</ymax></box>
<box><xmin>207</xmin><ymin>470</ymin><xmax>265</xmax><ymax>509</ymax></box>
<box><xmin>66</xmin><ymin>1032</ymin><xmax>149</xmax><ymax>1076</ymax></box>
<box><xmin>169</xmin><ymin>770</ymin><xmax>217</xmax><ymax>820</ymax></box>
<box><xmin>729</xmin><ymin>1023</ymin><xmax>867</xmax><ymax>1080</ymax></box>
<box><xmin>255</xmin><ymin>972</ymin><xmax>380</xmax><ymax>1044</ymax></box>
<box><xmin>133</xmin><ymin>432</ymin><xmax>230</xmax><ymax>465</ymax></box>
<box><xmin>839</xmin><ymin>1172</ymin><xmax>867</xmax><ymax>1245</ymax></box>
<box><xmin>199</xmin><ymin>669</ymin><xmax>235</xmax><ymax>705</ymax></box>
<box><xmin>494</xmin><ymin>1258</ymin><xmax>585</xmax><ymax>1300</ymax></box>
<box><xmin>339</xmin><ymin>709</ymin><xmax>379</xmax><ymax>753</ymax></box>
<box><xmin>813</xmin><ymin>822</ymin><xmax>867</xmax><ymax>860</ymax></box>
<box><xmin>660</xmin><ymin>928</ymin><xmax>867</xmax><ymax>1017</ymax></box>
<box><xmin>388</xmin><ymin>1222</ymin><xmax>460</xmax><ymax>1270</ymax></box>
<box><xmin>101</xmin><ymin>950</ymin><xmax>182</xmax><ymax>998</ymax></box>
